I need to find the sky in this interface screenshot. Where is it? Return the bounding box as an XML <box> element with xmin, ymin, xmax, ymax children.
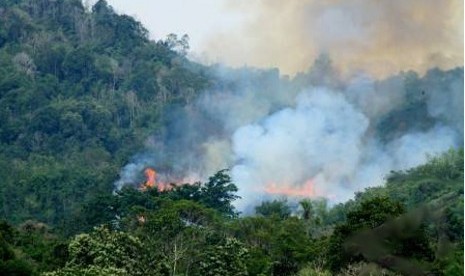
<box><xmin>105</xmin><ymin>0</ymin><xmax>464</xmax><ymax>77</ymax></box>
<box><xmin>105</xmin><ymin>0</ymin><xmax>246</xmax><ymax>52</ymax></box>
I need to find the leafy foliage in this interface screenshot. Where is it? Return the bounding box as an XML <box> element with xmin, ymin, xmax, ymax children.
<box><xmin>199</xmin><ymin>238</ymin><xmax>249</xmax><ymax>276</ymax></box>
<box><xmin>0</xmin><ymin>1</ymin><xmax>462</xmax><ymax>275</ymax></box>
<box><xmin>0</xmin><ymin>0</ymin><xmax>210</xmax><ymax>235</ymax></box>
<box><xmin>255</xmin><ymin>199</ymin><xmax>291</xmax><ymax>219</ymax></box>
<box><xmin>0</xmin><ymin>147</ymin><xmax>462</xmax><ymax>276</ymax></box>
<box><xmin>327</xmin><ymin>196</ymin><xmax>405</xmax><ymax>272</ymax></box>
<box><xmin>45</xmin><ymin>226</ymin><xmax>151</xmax><ymax>276</ymax></box>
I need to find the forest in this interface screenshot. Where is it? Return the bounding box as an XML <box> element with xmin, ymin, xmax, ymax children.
<box><xmin>0</xmin><ymin>0</ymin><xmax>463</xmax><ymax>275</ymax></box>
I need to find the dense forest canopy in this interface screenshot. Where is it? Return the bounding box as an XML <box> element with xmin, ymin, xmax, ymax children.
<box><xmin>0</xmin><ymin>0</ymin><xmax>462</xmax><ymax>275</ymax></box>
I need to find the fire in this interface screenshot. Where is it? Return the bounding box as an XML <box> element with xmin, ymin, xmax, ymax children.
<box><xmin>141</xmin><ymin>168</ymin><xmax>157</xmax><ymax>190</ymax></box>
<box><xmin>265</xmin><ymin>179</ymin><xmax>316</xmax><ymax>197</ymax></box>
<box><xmin>140</xmin><ymin>167</ymin><xmax>167</xmax><ymax>192</ymax></box>
<box><xmin>139</xmin><ymin>167</ymin><xmax>175</xmax><ymax>192</ymax></box>
<box><xmin>139</xmin><ymin>167</ymin><xmax>200</xmax><ymax>192</ymax></box>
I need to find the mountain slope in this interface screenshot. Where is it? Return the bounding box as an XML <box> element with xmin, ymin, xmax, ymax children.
<box><xmin>0</xmin><ymin>0</ymin><xmax>210</xmax><ymax>235</ymax></box>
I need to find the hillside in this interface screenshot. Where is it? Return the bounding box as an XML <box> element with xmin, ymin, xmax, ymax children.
<box><xmin>0</xmin><ymin>0</ymin><xmax>463</xmax><ymax>275</ymax></box>
<box><xmin>0</xmin><ymin>149</ymin><xmax>462</xmax><ymax>275</ymax></box>
<box><xmin>0</xmin><ymin>0</ymin><xmax>211</xmax><ymax>235</ymax></box>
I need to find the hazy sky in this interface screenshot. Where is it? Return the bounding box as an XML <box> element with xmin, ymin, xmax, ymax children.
<box><xmin>106</xmin><ymin>0</ymin><xmax>246</xmax><ymax>51</ymax></box>
<box><xmin>106</xmin><ymin>0</ymin><xmax>464</xmax><ymax>77</ymax></box>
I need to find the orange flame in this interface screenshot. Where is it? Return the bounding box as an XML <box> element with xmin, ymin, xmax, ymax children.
<box><xmin>140</xmin><ymin>168</ymin><xmax>157</xmax><ymax>191</ymax></box>
<box><xmin>139</xmin><ymin>168</ymin><xmax>200</xmax><ymax>192</ymax></box>
<box><xmin>139</xmin><ymin>167</ymin><xmax>171</xmax><ymax>192</ymax></box>
<box><xmin>265</xmin><ymin>179</ymin><xmax>316</xmax><ymax>197</ymax></box>
<box><xmin>142</xmin><ymin>168</ymin><xmax>156</xmax><ymax>190</ymax></box>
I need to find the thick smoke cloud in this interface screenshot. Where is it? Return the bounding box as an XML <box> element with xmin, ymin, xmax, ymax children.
<box><xmin>229</xmin><ymin>71</ymin><xmax>462</xmax><ymax>210</ymax></box>
<box><xmin>231</xmin><ymin>88</ymin><xmax>369</xmax><ymax>207</ymax></box>
<box><xmin>113</xmin><ymin>0</ymin><xmax>463</xmax><ymax>212</ymax></box>
<box><xmin>115</xmin><ymin>58</ymin><xmax>463</xmax><ymax>211</ymax></box>
<box><xmin>201</xmin><ymin>0</ymin><xmax>463</xmax><ymax>77</ymax></box>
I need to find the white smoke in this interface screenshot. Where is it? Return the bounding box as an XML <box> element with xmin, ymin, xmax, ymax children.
<box><xmin>114</xmin><ymin>154</ymin><xmax>156</xmax><ymax>190</ymax></box>
<box><xmin>230</xmin><ymin>86</ymin><xmax>461</xmax><ymax>210</ymax></box>
<box><xmin>231</xmin><ymin>88</ymin><xmax>369</xmax><ymax>209</ymax></box>
<box><xmin>114</xmin><ymin>64</ymin><xmax>463</xmax><ymax>212</ymax></box>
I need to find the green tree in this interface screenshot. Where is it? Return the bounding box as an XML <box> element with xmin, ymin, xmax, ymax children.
<box><xmin>327</xmin><ymin>196</ymin><xmax>405</xmax><ymax>272</ymax></box>
<box><xmin>45</xmin><ymin>226</ymin><xmax>145</xmax><ymax>275</ymax></box>
<box><xmin>199</xmin><ymin>237</ymin><xmax>249</xmax><ymax>276</ymax></box>
<box><xmin>299</xmin><ymin>199</ymin><xmax>313</xmax><ymax>221</ymax></box>
<box><xmin>228</xmin><ymin>216</ymin><xmax>275</xmax><ymax>275</ymax></box>
<box><xmin>123</xmin><ymin>199</ymin><xmax>222</xmax><ymax>275</ymax></box>
<box><xmin>271</xmin><ymin>218</ymin><xmax>313</xmax><ymax>276</ymax></box>
<box><xmin>44</xmin><ymin>265</ymin><xmax>126</xmax><ymax>276</ymax></box>
<box><xmin>199</xmin><ymin>169</ymin><xmax>240</xmax><ymax>217</ymax></box>
<box><xmin>255</xmin><ymin>199</ymin><xmax>291</xmax><ymax>219</ymax></box>
<box><xmin>0</xmin><ymin>221</ymin><xmax>35</xmax><ymax>275</ymax></box>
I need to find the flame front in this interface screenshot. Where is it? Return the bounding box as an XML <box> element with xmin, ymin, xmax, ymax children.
<box><xmin>140</xmin><ymin>167</ymin><xmax>169</xmax><ymax>192</ymax></box>
<box><xmin>265</xmin><ymin>179</ymin><xmax>316</xmax><ymax>197</ymax></box>
<box><xmin>139</xmin><ymin>168</ymin><xmax>200</xmax><ymax>192</ymax></box>
<box><xmin>143</xmin><ymin>168</ymin><xmax>156</xmax><ymax>189</ymax></box>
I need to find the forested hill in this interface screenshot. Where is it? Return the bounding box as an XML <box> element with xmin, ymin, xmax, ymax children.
<box><xmin>0</xmin><ymin>0</ymin><xmax>463</xmax><ymax>275</ymax></box>
<box><xmin>0</xmin><ymin>148</ymin><xmax>463</xmax><ymax>275</ymax></box>
<box><xmin>0</xmin><ymin>0</ymin><xmax>211</xmax><ymax>234</ymax></box>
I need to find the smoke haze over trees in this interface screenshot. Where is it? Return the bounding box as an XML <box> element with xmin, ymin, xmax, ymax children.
<box><xmin>117</xmin><ymin>55</ymin><xmax>463</xmax><ymax>211</ymax></box>
<box><xmin>0</xmin><ymin>0</ymin><xmax>462</xmax><ymax>275</ymax></box>
<box><xmin>201</xmin><ymin>0</ymin><xmax>463</xmax><ymax>76</ymax></box>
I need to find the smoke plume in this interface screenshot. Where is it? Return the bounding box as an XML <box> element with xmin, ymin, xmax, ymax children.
<box><xmin>115</xmin><ymin>55</ymin><xmax>463</xmax><ymax>211</ymax></box>
<box><xmin>200</xmin><ymin>0</ymin><xmax>463</xmax><ymax>77</ymax></box>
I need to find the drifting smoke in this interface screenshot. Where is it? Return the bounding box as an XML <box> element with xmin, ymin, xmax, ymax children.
<box><xmin>112</xmin><ymin>0</ymin><xmax>463</xmax><ymax>211</ymax></box>
<box><xmin>229</xmin><ymin>69</ymin><xmax>462</xmax><ymax>210</ymax></box>
<box><xmin>115</xmin><ymin>55</ymin><xmax>463</xmax><ymax>211</ymax></box>
<box><xmin>231</xmin><ymin>88</ymin><xmax>370</xmax><ymax>203</ymax></box>
<box><xmin>201</xmin><ymin>0</ymin><xmax>463</xmax><ymax>77</ymax></box>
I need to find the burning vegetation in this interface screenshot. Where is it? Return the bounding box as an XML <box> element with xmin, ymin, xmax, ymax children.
<box><xmin>140</xmin><ymin>167</ymin><xmax>170</xmax><ymax>192</ymax></box>
<box><xmin>140</xmin><ymin>168</ymin><xmax>156</xmax><ymax>191</ymax></box>
<box><xmin>264</xmin><ymin>179</ymin><xmax>317</xmax><ymax>197</ymax></box>
<box><xmin>139</xmin><ymin>168</ymin><xmax>171</xmax><ymax>192</ymax></box>
<box><xmin>139</xmin><ymin>167</ymin><xmax>186</xmax><ymax>192</ymax></box>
